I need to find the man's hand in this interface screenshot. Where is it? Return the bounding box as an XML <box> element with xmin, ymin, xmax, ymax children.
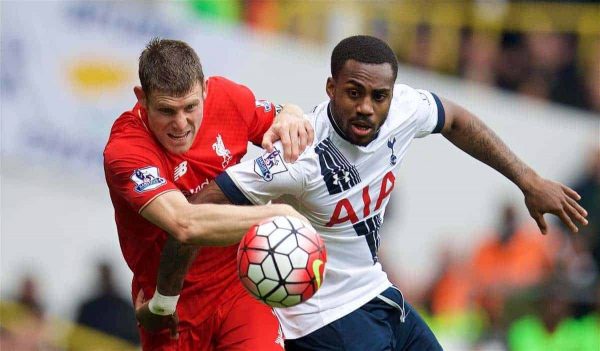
<box><xmin>135</xmin><ymin>290</ymin><xmax>179</xmax><ymax>339</ymax></box>
<box><xmin>521</xmin><ymin>175</ymin><xmax>588</xmax><ymax>234</ymax></box>
<box><xmin>262</xmin><ymin>104</ymin><xmax>314</xmax><ymax>163</ymax></box>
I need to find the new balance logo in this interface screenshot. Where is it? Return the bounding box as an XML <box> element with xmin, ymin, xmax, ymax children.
<box><xmin>174</xmin><ymin>161</ymin><xmax>188</xmax><ymax>181</ymax></box>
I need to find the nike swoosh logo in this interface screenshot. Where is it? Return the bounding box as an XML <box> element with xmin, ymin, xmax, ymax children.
<box><xmin>312</xmin><ymin>259</ymin><xmax>324</xmax><ymax>289</ymax></box>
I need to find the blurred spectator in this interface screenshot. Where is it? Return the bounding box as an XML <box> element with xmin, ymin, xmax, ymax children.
<box><xmin>17</xmin><ymin>274</ymin><xmax>44</xmax><ymax>317</ymax></box>
<box><xmin>425</xmin><ymin>246</ymin><xmax>474</xmax><ymax>316</ymax></box>
<box><xmin>408</xmin><ymin>23</ymin><xmax>433</xmax><ymax>69</ymax></box>
<box><xmin>243</xmin><ymin>0</ymin><xmax>280</xmax><ymax>32</ymax></box>
<box><xmin>0</xmin><ymin>275</ymin><xmax>57</xmax><ymax>351</ymax></box>
<box><xmin>559</xmin><ymin>234</ymin><xmax>599</xmax><ymax>316</ymax></box>
<box><xmin>459</xmin><ymin>29</ymin><xmax>499</xmax><ymax>85</ymax></box>
<box><xmin>571</xmin><ymin>146</ymin><xmax>600</xmax><ymax>267</ymax></box>
<box><xmin>507</xmin><ymin>281</ymin><xmax>597</xmax><ymax>351</ymax></box>
<box><xmin>423</xmin><ymin>245</ymin><xmax>485</xmax><ymax>349</ymax></box>
<box><xmin>72</xmin><ymin>261</ymin><xmax>139</xmax><ymax>345</ymax></box>
<box><xmin>471</xmin><ymin>204</ymin><xmax>558</xmax><ymax>335</ymax></box>
<box><xmin>519</xmin><ymin>32</ymin><xmax>589</xmax><ymax>109</ymax></box>
<box><xmin>495</xmin><ymin>32</ymin><xmax>529</xmax><ymax>93</ymax></box>
<box><xmin>584</xmin><ymin>41</ymin><xmax>600</xmax><ymax>112</ymax></box>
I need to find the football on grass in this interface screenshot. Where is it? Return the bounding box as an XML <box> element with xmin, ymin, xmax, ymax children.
<box><xmin>237</xmin><ymin>215</ymin><xmax>327</xmax><ymax>308</ymax></box>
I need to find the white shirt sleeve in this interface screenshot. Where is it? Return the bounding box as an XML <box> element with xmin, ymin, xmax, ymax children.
<box><xmin>412</xmin><ymin>89</ymin><xmax>446</xmax><ymax>138</ymax></box>
<box><xmin>215</xmin><ymin>142</ymin><xmax>307</xmax><ymax>205</ymax></box>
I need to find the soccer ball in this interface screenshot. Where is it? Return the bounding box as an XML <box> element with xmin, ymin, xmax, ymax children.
<box><xmin>237</xmin><ymin>215</ymin><xmax>327</xmax><ymax>308</ymax></box>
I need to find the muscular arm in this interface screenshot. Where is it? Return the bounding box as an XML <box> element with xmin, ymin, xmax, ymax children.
<box><xmin>440</xmin><ymin>98</ymin><xmax>588</xmax><ymax>233</ymax></box>
<box><xmin>155</xmin><ymin>182</ymin><xmax>233</xmax><ymax>295</ymax></box>
<box><xmin>440</xmin><ymin>98</ymin><xmax>533</xmax><ymax>189</ymax></box>
<box><xmin>140</xmin><ymin>186</ymin><xmax>295</xmax><ymax>246</ymax></box>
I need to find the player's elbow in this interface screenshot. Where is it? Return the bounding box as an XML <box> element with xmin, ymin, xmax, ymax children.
<box><xmin>169</xmin><ymin>217</ymin><xmax>198</xmax><ymax>245</ymax></box>
<box><xmin>169</xmin><ymin>214</ymin><xmax>213</xmax><ymax>245</ymax></box>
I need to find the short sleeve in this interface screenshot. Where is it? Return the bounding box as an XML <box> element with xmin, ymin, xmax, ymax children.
<box><xmin>412</xmin><ymin>89</ymin><xmax>446</xmax><ymax>138</ymax></box>
<box><xmin>215</xmin><ymin>142</ymin><xmax>306</xmax><ymax>205</ymax></box>
<box><xmin>104</xmin><ymin>134</ymin><xmax>178</xmax><ymax>213</ymax></box>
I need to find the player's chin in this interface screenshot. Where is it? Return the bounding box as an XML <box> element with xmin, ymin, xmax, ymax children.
<box><xmin>166</xmin><ymin>140</ymin><xmax>193</xmax><ymax>154</ymax></box>
<box><xmin>348</xmin><ymin>125</ymin><xmax>376</xmax><ymax>146</ymax></box>
<box><xmin>348</xmin><ymin>132</ymin><xmax>375</xmax><ymax>146</ymax></box>
<box><xmin>164</xmin><ymin>134</ymin><xmax>194</xmax><ymax>153</ymax></box>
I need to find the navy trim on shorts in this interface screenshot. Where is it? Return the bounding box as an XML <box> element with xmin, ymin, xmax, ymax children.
<box><xmin>430</xmin><ymin>92</ymin><xmax>446</xmax><ymax>134</ymax></box>
<box><xmin>215</xmin><ymin>172</ymin><xmax>253</xmax><ymax>205</ymax></box>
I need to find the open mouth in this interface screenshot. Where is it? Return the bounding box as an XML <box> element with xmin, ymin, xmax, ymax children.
<box><xmin>350</xmin><ymin>122</ymin><xmax>373</xmax><ymax>137</ymax></box>
<box><xmin>167</xmin><ymin>131</ymin><xmax>191</xmax><ymax>142</ymax></box>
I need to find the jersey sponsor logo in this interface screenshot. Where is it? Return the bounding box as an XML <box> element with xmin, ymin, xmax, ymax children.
<box><xmin>326</xmin><ymin>171</ymin><xmax>395</xmax><ymax>227</ymax></box>
<box><xmin>387</xmin><ymin>137</ymin><xmax>397</xmax><ymax>165</ymax></box>
<box><xmin>254</xmin><ymin>148</ymin><xmax>287</xmax><ymax>181</ymax></box>
<box><xmin>255</xmin><ymin>99</ymin><xmax>273</xmax><ymax>112</ymax></box>
<box><xmin>174</xmin><ymin>161</ymin><xmax>188</xmax><ymax>181</ymax></box>
<box><xmin>212</xmin><ymin>134</ymin><xmax>232</xmax><ymax>168</ymax></box>
<box><xmin>130</xmin><ymin>166</ymin><xmax>166</xmax><ymax>193</ymax></box>
<box><xmin>181</xmin><ymin>178</ymin><xmax>210</xmax><ymax>197</ymax></box>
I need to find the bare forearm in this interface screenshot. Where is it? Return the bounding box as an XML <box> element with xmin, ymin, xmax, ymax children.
<box><xmin>182</xmin><ymin>202</ymin><xmax>293</xmax><ymax>245</ymax></box>
<box><xmin>156</xmin><ymin>236</ymin><xmax>198</xmax><ymax>295</ymax></box>
<box><xmin>442</xmin><ymin>107</ymin><xmax>537</xmax><ymax>191</ymax></box>
<box><xmin>155</xmin><ymin>182</ymin><xmax>234</xmax><ymax>295</ymax></box>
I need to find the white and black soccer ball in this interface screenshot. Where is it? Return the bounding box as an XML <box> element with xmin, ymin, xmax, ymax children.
<box><xmin>237</xmin><ymin>215</ymin><xmax>327</xmax><ymax>308</ymax></box>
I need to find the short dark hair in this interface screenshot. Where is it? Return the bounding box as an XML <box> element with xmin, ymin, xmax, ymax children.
<box><xmin>331</xmin><ymin>35</ymin><xmax>398</xmax><ymax>80</ymax></box>
<box><xmin>138</xmin><ymin>38</ymin><xmax>204</xmax><ymax>97</ymax></box>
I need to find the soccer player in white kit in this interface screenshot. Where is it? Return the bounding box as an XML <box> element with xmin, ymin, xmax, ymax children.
<box><xmin>150</xmin><ymin>36</ymin><xmax>588</xmax><ymax>350</ymax></box>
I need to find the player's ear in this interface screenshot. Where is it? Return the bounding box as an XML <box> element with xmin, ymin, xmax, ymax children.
<box><xmin>134</xmin><ymin>86</ymin><xmax>148</xmax><ymax>108</ymax></box>
<box><xmin>326</xmin><ymin>77</ymin><xmax>335</xmax><ymax>99</ymax></box>
<box><xmin>202</xmin><ymin>79</ymin><xmax>208</xmax><ymax>100</ymax></box>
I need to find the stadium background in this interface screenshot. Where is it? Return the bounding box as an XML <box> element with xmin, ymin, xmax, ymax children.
<box><xmin>1</xmin><ymin>1</ymin><xmax>598</xmax><ymax>350</ymax></box>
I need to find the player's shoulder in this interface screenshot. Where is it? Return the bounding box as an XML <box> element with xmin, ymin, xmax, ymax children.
<box><xmin>104</xmin><ymin>105</ymin><xmax>159</xmax><ymax>161</ymax></box>
<box><xmin>391</xmin><ymin>83</ymin><xmax>425</xmax><ymax>106</ymax></box>
<box><xmin>206</xmin><ymin>76</ymin><xmax>251</xmax><ymax>98</ymax></box>
<box><xmin>207</xmin><ymin>75</ymin><xmax>238</xmax><ymax>89</ymax></box>
<box><xmin>306</xmin><ymin>100</ymin><xmax>332</xmax><ymax>145</ymax></box>
<box><xmin>387</xmin><ymin>84</ymin><xmax>431</xmax><ymax>123</ymax></box>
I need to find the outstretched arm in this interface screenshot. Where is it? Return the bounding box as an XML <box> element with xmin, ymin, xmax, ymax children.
<box><xmin>135</xmin><ymin>183</ymin><xmax>303</xmax><ymax>334</ymax></box>
<box><xmin>440</xmin><ymin>97</ymin><xmax>588</xmax><ymax>234</ymax></box>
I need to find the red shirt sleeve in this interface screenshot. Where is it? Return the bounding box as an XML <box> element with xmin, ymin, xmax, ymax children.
<box><xmin>104</xmin><ymin>121</ymin><xmax>178</xmax><ymax>213</ymax></box>
<box><xmin>215</xmin><ymin>77</ymin><xmax>276</xmax><ymax>146</ymax></box>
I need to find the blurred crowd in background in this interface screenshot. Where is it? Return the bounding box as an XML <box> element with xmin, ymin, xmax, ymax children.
<box><xmin>398</xmin><ymin>147</ymin><xmax>600</xmax><ymax>350</ymax></box>
<box><xmin>1</xmin><ymin>0</ymin><xmax>598</xmax><ymax>350</ymax></box>
<box><xmin>193</xmin><ymin>0</ymin><xmax>600</xmax><ymax>113</ymax></box>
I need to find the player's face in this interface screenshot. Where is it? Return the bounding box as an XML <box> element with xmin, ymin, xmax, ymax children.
<box><xmin>144</xmin><ymin>82</ymin><xmax>206</xmax><ymax>154</ymax></box>
<box><xmin>326</xmin><ymin>60</ymin><xmax>395</xmax><ymax>146</ymax></box>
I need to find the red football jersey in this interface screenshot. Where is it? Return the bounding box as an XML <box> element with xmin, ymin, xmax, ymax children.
<box><xmin>104</xmin><ymin>76</ymin><xmax>275</xmax><ymax>329</ymax></box>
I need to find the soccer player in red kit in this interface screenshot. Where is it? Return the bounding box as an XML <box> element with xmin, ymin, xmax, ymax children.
<box><xmin>104</xmin><ymin>38</ymin><xmax>313</xmax><ymax>350</ymax></box>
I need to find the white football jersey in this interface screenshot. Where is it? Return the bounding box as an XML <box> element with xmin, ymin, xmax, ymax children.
<box><xmin>216</xmin><ymin>84</ymin><xmax>445</xmax><ymax>339</ymax></box>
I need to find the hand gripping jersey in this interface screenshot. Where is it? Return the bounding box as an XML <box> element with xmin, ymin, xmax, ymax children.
<box><xmin>216</xmin><ymin>84</ymin><xmax>445</xmax><ymax>339</ymax></box>
<box><xmin>104</xmin><ymin>76</ymin><xmax>276</xmax><ymax>329</ymax></box>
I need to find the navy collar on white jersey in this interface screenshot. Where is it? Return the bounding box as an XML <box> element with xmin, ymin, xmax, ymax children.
<box><xmin>327</xmin><ymin>102</ymin><xmax>381</xmax><ymax>147</ymax></box>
